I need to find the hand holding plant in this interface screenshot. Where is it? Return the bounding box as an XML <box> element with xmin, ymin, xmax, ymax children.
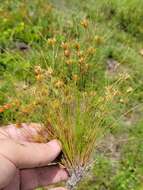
<box><xmin>0</xmin><ymin>123</ymin><xmax>68</xmax><ymax>190</ymax></box>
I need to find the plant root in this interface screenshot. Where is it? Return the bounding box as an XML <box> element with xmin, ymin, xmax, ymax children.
<box><xmin>66</xmin><ymin>164</ymin><xmax>92</xmax><ymax>190</ymax></box>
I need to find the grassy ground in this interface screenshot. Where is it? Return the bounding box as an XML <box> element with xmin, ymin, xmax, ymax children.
<box><xmin>0</xmin><ymin>0</ymin><xmax>143</xmax><ymax>189</ymax></box>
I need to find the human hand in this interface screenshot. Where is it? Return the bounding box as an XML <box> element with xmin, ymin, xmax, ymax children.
<box><xmin>0</xmin><ymin>123</ymin><xmax>68</xmax><ymax>190</ymax></box>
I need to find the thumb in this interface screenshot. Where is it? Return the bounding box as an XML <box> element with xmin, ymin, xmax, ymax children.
<box><xmin>0</xmin><ymin>139</ymin><xmax>61</xmax><ymax>169</ymax></box>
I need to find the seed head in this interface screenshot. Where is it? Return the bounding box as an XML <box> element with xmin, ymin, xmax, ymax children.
<box><xmin>66</xmin><ymin>59</ymin><xmax>73</xmax><ymax>65</ymax></box>
<box><xmin>140</xmin><ymin>49</ymin><xmax>143</xmax><ymax>56</ymax></box>
<box><xmin>3</xmin><ymin>103</ymin><xmax>12</xmax><ymax>110</ymax></box>
<box><xmin>55</xmin><ymin>80</ymin><xmax>64</xmax><ymax>88</ymax></box>
<box><xmin>64</xmin><ymin>49</ymin><xmax>71</xmax><ymax>57</ymax></box>
<box><xmin>0</xmin><ymin>107</ymin><xmax>4</xmax><ymax>113</ymax></box>
<box><xmin>32</xmin><ymin>134</ymin><xmax>47</xmax><ymax>143</ymax></box>
<box><xmin>119</xmin><ymin>73</ymin><xmax>131</xmax><ymax>80</ymax></box>
<box><xmin>126</xmin><ymin>87</ymin><xmax>133</xmax><ymax>93</ymax></box>
<box><xmin>89</xmin><ymin>91</ymin><xmax>96</xmax><ymax>96</ymax></box>
<box><xmin>36</xmin><ymin>74</ymin><xmax>43</xmax><ymax>81</ymax></box>
<box><xmin>22</xmin><ymin>107</ymin><xmax>31</xmax><ymax>114</ymax></box>
<box><xmin>16</xmin><ymin>123</ymin><xmax>22</xmax><ymax>128</ymax></box>
<box><xmin>78</xmin><ymin>57</ymin><xmax>85</xmax><ymax>65</ymax></box>
<box><xmin>77</xmin><ymin>51</ymin><xmax>84</xmax><ymax>58</ymax></box>
<box><xmin>34</xmin><ymin>65</ymin><xmax>42</xmax><ymax>75</ymax></box>
<box><xmin>13</xmin><ymin>100</ymin><xmax>20</xmax><ymax>107</ymax></box>
<box><xmin>48</xmin><ymin>38</ymin><xmax>56</xmax><ymax>46</ymax></box>
<box><xmin>81</xmin><ymin>18</ymin><xmax>89</xmax><ymax>28</ymax></box>
<box><xmin>84</xmin><ymin>63</ymin><xmax>89</xmax><ymax>70</ymax></box>
<box><xmin>51</xmin><ymin>99</ymin><xmax>60</xmax><ymax>109</ymax></box>
<box><xmin>72</xmin><ymin>74</ymin><xmax>78</xmax><ymax>81</ymax></box>
<box><xmin>61</xmin><ymin>42</ymin><xmax>69</xmax><ymax>50</ymax></box>
<box><xmin>105</xmin><ymin>86</ymin><xmax>119</xmax><ymax>101</ymax></box>
<box><xmin>87</xmin><ymin>47</ymin><xmax>96</xmax><ymax>55</ymax></box>
<box><xmin>119</xmin><ymin>98</ymin><xmax>125</xmax><ymax>103</ymax></box>
<box><xmin>94</xmin><ymin>35</ymin><xmax>103</xmax><ymax>45</ymax></box>
<box><xmin>46</xmin><ymin>67</ymin><xmax>53</xmax><ymax>76</ymax></box>
<box><xmin>74</xmin><ymin>43</ymin><xmax>80</xmax><ymax>50</ymax></box>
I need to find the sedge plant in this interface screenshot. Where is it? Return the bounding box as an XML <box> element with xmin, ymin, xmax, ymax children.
<box><xmin>0</xmin><ymin>7</ymin><xmax>131</xmax><ymax>188</ymax></box>
<box><xmin>0</xmin><ymin>31</ymin><xmax>131</xmax><ymax>189</ymax></box>
<box><xmin>1</xmin><ymin>66</ymin><xmax>126</xmax><ymax>189</ymax></box>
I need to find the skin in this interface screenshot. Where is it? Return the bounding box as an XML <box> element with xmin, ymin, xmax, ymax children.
<box><xmin>0</xmin><ymin>123</ymin><xmax>68</xmax><ymax>190</ymax></box>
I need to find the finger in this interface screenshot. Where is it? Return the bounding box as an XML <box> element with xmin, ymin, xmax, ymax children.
<box><xmin>3</xmin><ymin>170</ymin><xmax>20</xmax><ymax>190</ymax></box>
<box><xmin>49</xmin><ymin>188</ymin><xmax>67</xmax><ymax>190</ymax></box>
<box><xmin>0</xmin><ymin>123</ymin><xmax>43</xmax><ymax>141</ymax></box>
<box><xmin>20</xmin><ymin>165</ymin><xmax>68</xmax><ymax>190</ymax></box>
<box><xmin>0</xmin><ymin>155</ymin><xmax>17</xmax><ymax>189</ymax></box>
<box><xmin>0</xmin><ymin>139</ymin><xmax>61</xmax><ymax>168</ymax></box>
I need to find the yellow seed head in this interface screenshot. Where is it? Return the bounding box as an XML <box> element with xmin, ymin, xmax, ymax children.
<box><xmin>89</xmin><ymin>91</ymin><xmax>96</xmax><ymax>96</ymax></box>
<box><xmin>48</xmin><ymin>38</ymin><xmax>56</xmax><ymax>46</ymax></box>
<box><xmin>119</xmin><ymin>73</ymin><xmax>131</xmax><ymax>80</ymax></box>
<box><xmin>72</xmin><ymin>74</ymin><xmax>78</xmax><ymax>81</ymax></box>
<box><xmin>46</xmin><ymin>67</ymin><xmax>53</xmax><ymax>76</ymax></box>
<box><xmin>34</xmin><ymin>65</ymin><xmax>42</xmax><ymax>75</ymax></box>
<box><xmin>36</xmin><ymin>74</ymin><xmax>43</xmax><ymax>81</ymax></box>
<box><xmin>94</xmin><ymin>35</ymin><xmax>103</xmax><ymax>44</ymax></box>
<box><xmin>66</xmin><ymin>59</ymin><xmax>73</xmax><ymax>65</ymax></box>
<box><xmin>74</xmin><ymin>42</ymin><xmax>80</xmax><ymax>50</ymax></box>
<box><xmin>85</xmin><ymin>63</ymin><xmax>89</xmax><ymax>70</ymax></box>
<box><xmin>77</xmin><ymin>51</ymin><xmax>84</xmax><ymax>58</ymax></box>
<box><xmin>79</xmin><ymin>57</ymin><xmax>85</xmax><ymax>64</ymax></box>
<box><xmin>52</xmin><ymin>99</ymin><xmax>60</xmax><ymax>109</ymax></box>
<box><xmin>126</xmin><ymin>87</ymin><xmax>133</xmax><ymax>93</ymax></box>
<box><xmin>81</xmin><ymin>18</ymin><xmax>89</xmax><ymax>28</ymax></box>
<box><xmin>140</xmin><ymin>49</ymin><xmax>143</xmax><ymax>56</ymax></box>
<box><xmin>65</xmin><ymin>95</ymin><xmax>73</xmax><ymax>104</ymax></box>
<box><xmin>87</xmin><ymin>47</ymin><xmax>96</xmax><ymax>55</ymax></box>
<box><xmin>119</xmin><ymin>98</ymin><xmax>124</xmax><ymax>103</ymax></box>
<box><xmin>55</xmin><ymin>80</ymin><xmax>64</xmax><ymax>88</ymax></box>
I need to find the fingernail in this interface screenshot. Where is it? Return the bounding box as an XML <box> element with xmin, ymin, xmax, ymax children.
<box><xmin>48</xmin><ymin>139</ymin><xmax>62</xmax><ymax>150</ymax></box>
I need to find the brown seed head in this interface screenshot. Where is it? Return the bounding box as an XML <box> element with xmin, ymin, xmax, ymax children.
<box><xmin>3</xmin><ymin>103</ymin><xmax>12</xmax><ymax>110</ymax></box>
<box><xmin>0</xmin><ymin>107</ymin><xmax>4</xmax><ymax>113</ymax></box>
<box><xmin>32</xmin><ymin>134</ymin><xmax>47</xmax><ymax>143</ymax></box>
<box><xmin>16</xmin><ymin>123</ymin><xmax>22</xmax><ymax>128</ymax></box>
<box><xmin>64</xmin><ymin>49</ymin><xmax>71</xmax><ymax>57</ymax></box>
<box><xmin>61</xmin><ymin>42</ymin><xmax>69</xmax><ymax>50</ymax></box>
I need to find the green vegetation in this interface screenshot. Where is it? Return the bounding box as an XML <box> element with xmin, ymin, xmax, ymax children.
<box><xmin>0</xmin><ymin>0</ymin><xmax>143</xmax><ymax>189</ymax></box>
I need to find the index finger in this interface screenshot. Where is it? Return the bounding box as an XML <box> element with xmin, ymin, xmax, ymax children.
<box><xmin>0</xmin><ymin>123</ymin><xmax>46</xmax><ymax>142</ymax></box>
